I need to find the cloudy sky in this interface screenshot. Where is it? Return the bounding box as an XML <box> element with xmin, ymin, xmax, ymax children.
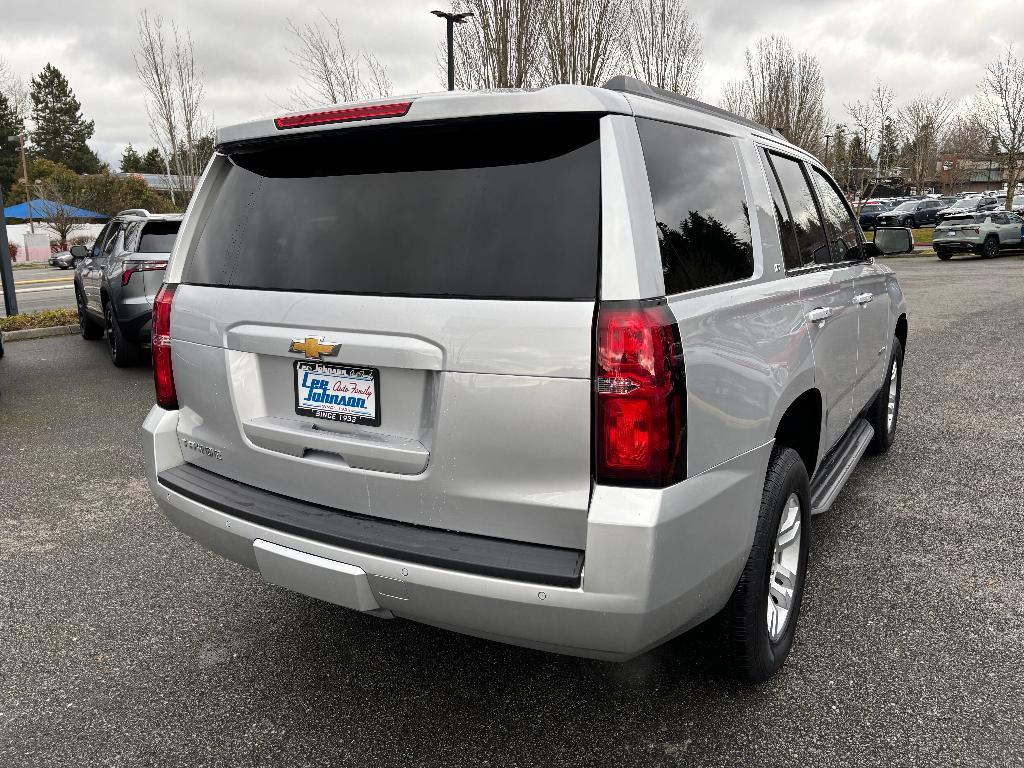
<box><xmin>1</xmin><ymin>0</ymin><xmax>1021</xmax><ymax>167</ymax></box>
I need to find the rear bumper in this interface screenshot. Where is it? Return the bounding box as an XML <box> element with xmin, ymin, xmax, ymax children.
<box><xmin>933</xmin><ymin>238</ymin><xmax>982</xmax><ymax>252</ymax></box>
<box><xmin>143</xmin><ymin>406</ymin><xmax>771</xmax><ymax>660</ymax></box>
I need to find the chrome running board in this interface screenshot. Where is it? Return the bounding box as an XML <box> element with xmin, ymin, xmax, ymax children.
<box><xmin>810</xmin><ymin>418</ymin><xmax>874</xmax><ymax>515</ymax></box>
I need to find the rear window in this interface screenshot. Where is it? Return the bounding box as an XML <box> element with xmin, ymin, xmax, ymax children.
<box><xmin>943</xmin><ymin>215</ymin><xmax>986</xmax><ymax>224</ymax></box>
<box><xmin>137</xmin><ymin>220</ymin><xmax>180</xmax><ymax>253</ymax></box>
<box><xmin>183</xmin><ymin>116</ymin><xmax>601</xmax><ymax>300</ymax></box>
<box><xmin>637</xmin><ymin>118</ymin><xmax>753</xmax><ymax>294</ymax></box>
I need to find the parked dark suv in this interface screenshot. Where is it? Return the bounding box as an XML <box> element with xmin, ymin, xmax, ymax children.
<box><xmin>875</xmin><ymin>198</ymin><xmax>945</xmax><ymax>227</ymax></box>
<box><xmin>73</xmin><ymin>209</ymin><xmax>182</xmax><ymax>366</ymax></box>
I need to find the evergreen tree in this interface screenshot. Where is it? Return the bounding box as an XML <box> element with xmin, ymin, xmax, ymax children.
<box><xmin>29</xmin><ymin>63</ymin><xmax>102</xmax><ymax>174</ymax></box>
<box><xmin>0</xmin><ymin>92</ymin><xmax>25</xmax><ymax>197</ymax></box>
<box><xmin>120</xmin><ymin>143</ymin><xmax>144</xmax><ymax>173</ymax></box>
<box><xmin>140</xmin><ymin>147</ymin><xmax>165</xmax><ymax>174</ymax></box>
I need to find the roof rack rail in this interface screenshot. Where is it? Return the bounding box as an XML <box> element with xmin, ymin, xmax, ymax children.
<box><xmin>115</xmin><ymin>208</ymin><xmax>151</xmax><ymax>218</ymax></box>
<box><xmin>602</xmin><ymin>75</ymin><xmax>786</xmax><ymax>140</ymax></box>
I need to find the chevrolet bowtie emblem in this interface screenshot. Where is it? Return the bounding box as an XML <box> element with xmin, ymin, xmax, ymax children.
<box><xmin>289</xmin><ymin>336</ymin><xmax>342</xmax><ymax>361</ymax></box>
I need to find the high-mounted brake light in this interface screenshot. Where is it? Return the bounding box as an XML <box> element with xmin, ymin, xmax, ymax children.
<box><xmin>594</xmin><ymin>302</ymin><xmax>686</xmax><ymax>487</ymax></box>
<box><xmin>274</xmin><ymin>102</ymin><xmax>412</xmax><ymax>130</ymax></box>
<box><xmin>152</xmin><ymin>284</ymin><xmax>178</xmax><ymax>410</ymax></box>
<box><xmin>122</xmin><ymin>260</ymin><xmax>168</xmax><ymax>286</ymax></box>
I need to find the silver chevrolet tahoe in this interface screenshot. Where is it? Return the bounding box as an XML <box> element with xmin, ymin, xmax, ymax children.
<box><xmin>143</xmin><ymin>77</ymin><xmax>910</xmax><ymax>682</ymax></box>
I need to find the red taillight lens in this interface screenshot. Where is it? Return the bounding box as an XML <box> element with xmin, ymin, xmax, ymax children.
<box><xmin>594</xmin><ymin>302</ymin><xmax>686</xmax><ymax>486</ymax></box>
<box><xmin>152</xmin><ymin>284</ymin><xmax>178</xmax><ymax>410</ymax></box>
<box><xmin>274</xmin><ymin>101</ymin><xmax>412</xmax><ymax>130</ymax></box>
<box><xmin>122</xmin><ymin>260</ymin><xmax>168</xmax><ymax>286</ymax></box>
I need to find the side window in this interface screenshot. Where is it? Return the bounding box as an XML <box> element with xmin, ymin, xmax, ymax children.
<box><xmin>123</xmin><ymin>222</ymin><xmax>143</xmax><ymax>253</ymax></box>
<box><xmin>637</xmin><ymin>118</ymin><xmax>754</xmax><ymax>294</ymax></box>
<box><xmin>991</xmin><ymin>213</ymin><xmax>1007</xmax><ymax>225</ymax></box>
<box><xmin>92</xmin><ymin>222</ymin><xmax>113</xmax><ymax>258</ymax></box>
<box><xmin>768</xmin><ymin>153</ymin><xmax>830</xmax><ymax>268</ymax></box>
<box><xmin>102</xmin><ymin>223</ymin><xmax>123</xmax><ymax>257</ymax></box>
<box><xmin>810</xmin><ymin>167</ymin><xmax>863</xmax><ymax>263</ymax></box>
<box><xmin>760</xmin><ymin>148</ymin><xmax>802</xmax><ymax>272</ymax></box>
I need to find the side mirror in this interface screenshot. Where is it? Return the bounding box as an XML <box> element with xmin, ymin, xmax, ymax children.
<box><xmin>70</xmin><ymin>244</ymin><xmax>88</xmax><ymax>260</ymax></box>
<box><xmin>872</xmin><ymin>227</ymin><xmax>914</xmax><ymax>255</ymax></box>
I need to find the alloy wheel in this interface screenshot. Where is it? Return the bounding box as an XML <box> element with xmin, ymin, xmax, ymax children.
<box><xmin>105</xmin><ymin>306</ymin><xmax>117</xmax><ymax>360</ymax></box>
<box><xmin>767</xmin><ymin>493</ymin><xmax>802</xmax><ymax>641</ymax></box>
<box><xmin>887</xmin><ymin>356</ymin><xmax>899</xmax><ymax>433</ymax></box>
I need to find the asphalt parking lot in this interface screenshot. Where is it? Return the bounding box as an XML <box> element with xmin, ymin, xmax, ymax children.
<box><xmin>1</xmin><ymin>255</ymin><xmax>1022</xmax><ymax>767</ymax></box>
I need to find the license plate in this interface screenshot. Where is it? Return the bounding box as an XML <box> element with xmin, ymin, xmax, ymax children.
<box><xmin>948</xmin><ymin>231</ymin><xmax>957</xmax><ymax>237</ymax></box>
<box><xmin>294</xmin><ymin>361</ymin><xmax>380</xmax><ymax>426</ymax></box>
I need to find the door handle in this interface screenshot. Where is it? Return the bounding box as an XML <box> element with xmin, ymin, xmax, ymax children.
<box><xmin>854</xmin><ymin>293</ymin><xmax>873</xmax><ymax>305</ymax></box>
<box><xmin>806</xmin><ymin>307</ymin><xmax>833</xmax><ymax>324</ymax></box>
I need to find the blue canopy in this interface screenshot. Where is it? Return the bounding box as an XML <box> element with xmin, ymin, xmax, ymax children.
<box><xmin>2</xmin><ymin>199</ymin><xmax>108</xmax><ymax>220</ymax></box>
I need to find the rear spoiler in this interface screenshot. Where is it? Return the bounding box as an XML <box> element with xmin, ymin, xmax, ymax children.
<box><xmin>215</xmin><ymin>85</ymin><xmax>631</xmax><ymax>151</ymax></box>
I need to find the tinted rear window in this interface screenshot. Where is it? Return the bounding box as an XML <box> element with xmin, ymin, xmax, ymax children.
<box><xmin>137</xmin><ymin>221</ymin><xmax>180</xmax><ymax>253</ymax></box>
<box><xmin>637</xmin><ymin>119</ymin><xmax>753</xmax><ymax>294</ymax></box>
<box><xmin>183</xmin><ymin>116</ymin><xmax>601</xmax><ymax>300</ymax></box>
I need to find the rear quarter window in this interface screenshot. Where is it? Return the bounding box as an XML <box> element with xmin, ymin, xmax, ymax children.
<box><xmin>137</xmin><ymin>221</ymin><xmax>181</xmax><ymax>253</ymax></box>
<box><xmin>636</xmin><ymin>118</ymin><xmax>753</xmax><ymax>294</ymax></box>
<box><xmin>183</xmin><ymin>115</ymin><xmax>601</xmax><ymax>300</ymax></box>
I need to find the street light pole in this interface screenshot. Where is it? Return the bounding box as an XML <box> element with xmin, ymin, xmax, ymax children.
<box><xmin>431</xmin><ymin>10</ymin><xmax>474</xmax><ymax>91</ymax></box>
<box><xmin>8</xmin><ymin>134</ymin><xmax>34</xmax><ymax>234</ymax></box>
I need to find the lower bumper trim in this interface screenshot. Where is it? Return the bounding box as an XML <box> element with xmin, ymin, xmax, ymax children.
<box><xmin>158</xmin><ymin>463</ymin><xmax>584</xmax><ymax>588</ymax></box>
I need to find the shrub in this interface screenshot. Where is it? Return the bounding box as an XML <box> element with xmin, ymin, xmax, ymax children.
<box><xmin>0</xmin><ymin>308</ymin><xmax>79</xmax><ymax>333</ymax></box>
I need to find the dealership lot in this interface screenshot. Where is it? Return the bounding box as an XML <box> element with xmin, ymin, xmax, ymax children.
<box><xmin>1</xmin><ymin>256</ymin><xmax>1022</xmax><ymax>767</ymax></box>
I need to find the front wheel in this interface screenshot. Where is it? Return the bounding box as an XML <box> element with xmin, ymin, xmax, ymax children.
<box><xmin>867</xmin><ymin>337</ymin><xmax>903</xmax><ymax>454</ymax></box>
<box><xmin>902</xmin><ymin>217</ymin><xmax>915</xmax><ymax>228</ymax></box>
<box><xmin>721</xmin><ymin>446</ymin><xmax>810</xmax><ymax>683</ymax></box>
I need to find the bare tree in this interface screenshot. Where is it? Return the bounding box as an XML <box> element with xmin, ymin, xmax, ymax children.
<box><xmin>0</xmin><ymin>57</ymin><xmax>30</xmax><ymax>122</ymax></box>
<box><xmin>36</xmin><ymin>180</ymin><xmax>85</xmax><ymax>249</ymax></box>
<box><xmin>134</xmin><ymin>11</ymin><xmax>212</xmax><ymax>207</ymax></box>
<box><xmin>940</xmin><ymin>111</ymin><xmax>989</xmax><ymax>193</ymax></box>
<box><xmin>446</xmin><ymin>0</ymin><xmax>543</xmax><ymax>89</ymax></box>
<box><xmin>898</xmin><ymin>92</ymin><xmax>954</xmax><ymax>194</ymax></box>
<box><xmin>286</xmin><ymin>12</ymin><xmax>391</xmax><ymax>107</ymax></box>
<box><xmin>539</xmin><ymin>0</ymin><xmax>626</xmax><ymax>86</ymax></box>
<box><xmin>975</xmin><ymin>44</ymin><xmax>1024</xmax><ymax>209</ymax></box>
<box><xmin>721</xmin><ymin>35</ymin><xmax>826</xmax><ymax>155</ymax></box>
<box><xmin>624</xmin><ymin>0</ymin><xmax>702</xmax><ymax>97</ymax></box>
<box><xmin>845</xmin><ymin>81</ymin><xmax>895</xmax><ymax>200</ymax></box>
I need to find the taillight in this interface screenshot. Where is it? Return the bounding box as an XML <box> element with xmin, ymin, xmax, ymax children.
<box><xmin>274</xmin><ymin>101</ymin><xmax>412</xmax><ymax>130</ymax></box>
<box><xmin>594</xmin><ymin>301</ymin><xmax>686</xmax><ymax>487</ymax></box>
<box><xmin>122</xmin><ymin>260</ymin><xmax>168</xmax><ymax>286</ymax></box>
<box><xmin>152</xmin><ymin>284</ymin><xmax>178</xmax><ymax>409</ymax></box>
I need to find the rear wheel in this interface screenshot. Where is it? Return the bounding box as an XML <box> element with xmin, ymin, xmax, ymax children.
<box><xmin>721</xmin><ymin>446</ymin><xmax>810</xmax><ymax>683</ymax></box>
<box><xmin>982</xmin><ymin>235</ymin><xmax>999</xmax><ymax>259</ymax></box>
<box><xmin>77</xmin><ymin>287</ymin><xmax>103</xmax><ymax>340</ymax></box>
<box><xmin>867</xmin><ymin>337</ymin><xmax>903</xmax><ymax>454</ymax></box>
<box><xmin>935</xmin><ymin>247</ymin><xmax>953</xmax><ymax>260</ymax></box>
<box><xmin>104</xmin><ymin>301</ymin><xmax>140</xmax><ymax>367</ymax></box>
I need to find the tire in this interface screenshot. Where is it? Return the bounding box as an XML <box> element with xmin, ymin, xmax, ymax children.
<box><xmin>104</xmin><ymin>300</ymin><xmax>141</xmax><ymax>367</ymax></box>
<box><xmin>720</xmin><ymin>446</ymin><xmax>810</xmax><ymax>683</ymax></box>
<box><xmin>902</xmin><ymin>217</ymin><xmax>915</xmax><ymax>228</ymax></box>
<box><xmin>936</xmin><ymin>248</ymin><xmax>953</xmax><ymax>261</ymax></box>
<box><xmin>77</xmin><ymin>287</ymin><xmax>104</xmax><ymax>340</ymax></box>
<box><xmin>982</xmin><ymin>235</ymin><xmax>999</xmax><ymax>259</ymax></box>
<box><xmin>867</xmin><ymin>337</ymin><xmax>904</xmax><ymax>455</ymax></box>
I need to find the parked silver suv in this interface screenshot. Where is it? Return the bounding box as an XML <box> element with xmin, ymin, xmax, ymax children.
<box><xmin>73</xmin><ymin>209</ymin><xmax>182</xmax><ymax>366</ymax></box>
<box><xmin>143</xmin><ymin>78</ymin><xmax>910</xmax><ymax>681</ymax></box>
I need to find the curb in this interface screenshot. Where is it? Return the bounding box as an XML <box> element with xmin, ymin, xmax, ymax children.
<box><xmin>0</xmin><ymin>325</ymin><xmax>79</xmax><ymax>342</ymax></box>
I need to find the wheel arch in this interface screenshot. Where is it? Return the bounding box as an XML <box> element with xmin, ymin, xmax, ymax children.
<box><xmin>772</xmin><ymin>387</ymin><xmax>823</xmax><ymax>478</ymax></box>
<box><xmin>895</xmin><ymin>313</ymin><xmax>908</xmax><ymax>354</ymax></box>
